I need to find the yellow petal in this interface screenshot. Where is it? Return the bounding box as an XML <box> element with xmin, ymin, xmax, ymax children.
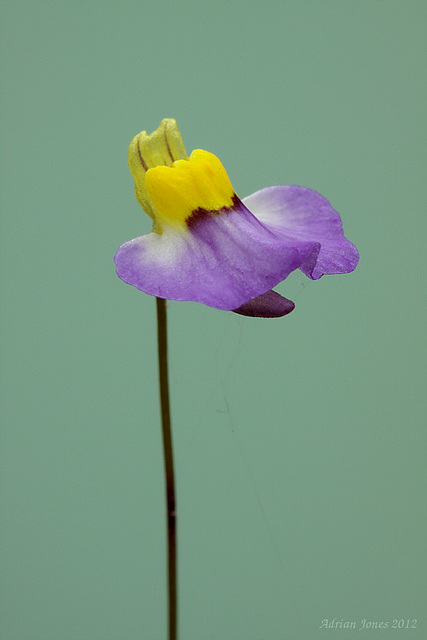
<box><xmin>145</xmin><ymin>149</ymin><xmax>235</xmax><ymax>231</ymax></box>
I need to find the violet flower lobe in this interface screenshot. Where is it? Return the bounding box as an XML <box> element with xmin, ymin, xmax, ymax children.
<box><xmin>114</xmin><ymin>119</ymin><xmax>359</xmax><ymax>318</ymax></box>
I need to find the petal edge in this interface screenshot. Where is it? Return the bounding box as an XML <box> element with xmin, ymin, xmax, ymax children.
<box><xmin>243</xmin><ymin>185</ymin><xmax>359</xmax><ymax>280</ymax></box>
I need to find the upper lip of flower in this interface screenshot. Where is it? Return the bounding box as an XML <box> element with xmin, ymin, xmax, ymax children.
<box><xmin>115</xmin><ymin>118</ymin><xmax>359</xmax><ymax>318</ymax></box>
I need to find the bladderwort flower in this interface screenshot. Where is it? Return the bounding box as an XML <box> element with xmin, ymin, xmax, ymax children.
<box><xmin>114</xmin><ymin>118</ymin><xmax>359</xmax><ymax>317</ymax></box>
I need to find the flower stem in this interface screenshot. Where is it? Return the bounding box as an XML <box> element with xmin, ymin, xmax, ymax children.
<box><xmin>156</xmin><ymin>297</ymin><xmax>177</xmax><ymax>640</ymax></box>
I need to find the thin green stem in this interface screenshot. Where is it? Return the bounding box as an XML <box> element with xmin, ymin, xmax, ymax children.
<box><xmin>156</xmin><ymin>297</ymin><xmax>177</xmax><ymax>640</ymax></box>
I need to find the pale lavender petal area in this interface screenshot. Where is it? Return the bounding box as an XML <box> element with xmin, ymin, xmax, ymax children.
<box><xmin>232</xmin><ymin>290</ymin><xmax>295</xmax><ymax>318</ymax></box>
<box><xmin>114</xmin><ymin>201</ymin><xmax>320</xmax><ymax>311</ymax></box>
<box><xmin>243</xmin><ymin>186</ymin><xmax>359</xmax><ymax>280</ymax></box>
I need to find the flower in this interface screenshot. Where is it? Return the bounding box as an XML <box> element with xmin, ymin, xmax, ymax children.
<box><xmin>114</xmin><ymin>119</ymin><xmax>359</xmax><ymax>318</ymax></box>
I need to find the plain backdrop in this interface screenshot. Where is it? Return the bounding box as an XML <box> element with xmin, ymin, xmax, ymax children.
<box><xmin>1</xmin><ymin>2</ymin><xmax>426</xmax><ymax>639</ymax></box>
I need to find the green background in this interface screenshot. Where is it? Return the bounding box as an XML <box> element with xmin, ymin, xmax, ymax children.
<box><xmin>1</xmin><ymin>1</ymin><xmax>426</xmax><ymax>639</ymax></box>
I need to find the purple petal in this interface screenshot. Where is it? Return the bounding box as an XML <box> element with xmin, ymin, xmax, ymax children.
<box><xmin>114</xmin><ymin>200</ymin><xmax>320</xmax><ymax>311</ymax></box>
<box><xmin>232</xmin><ymin>290</ymin><xmax>295</xmax><ymax>318</ymax></box>
<box><xmin>243</xmin><ymin>186</ymin><xmax>359</xmax><ymax>280</ymax></box>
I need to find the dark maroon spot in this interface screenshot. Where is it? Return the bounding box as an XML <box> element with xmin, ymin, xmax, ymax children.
<box><xmin>186</xmin><ymin>193</ymin><xmax>241</xmax><ymax>228</ymax></box>
<box><xmin>186</xmin><ymin>207</ymin><xmax>212</xmax><ymax>228</ymax></box>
